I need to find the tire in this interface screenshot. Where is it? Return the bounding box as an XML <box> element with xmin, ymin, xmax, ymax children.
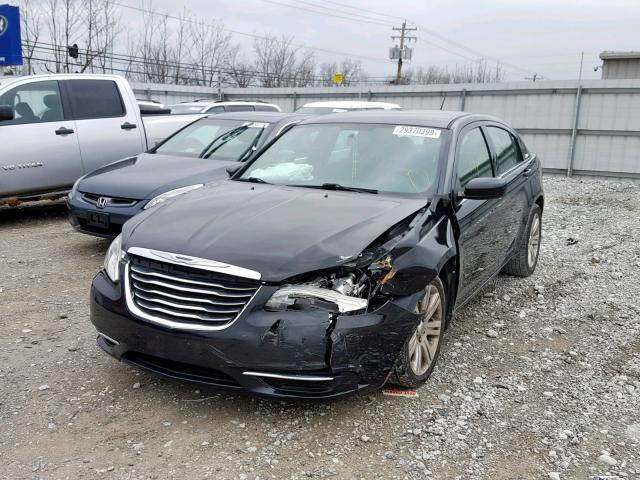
<box><xmin>503</xmin><ymin>204</ymin><xmax>542</xmax><ymax>277</ymax></box>
<box><xmin>389</xmin><ymin>277</ymin><xmax>446</xmax><ymax>388</ymax></box>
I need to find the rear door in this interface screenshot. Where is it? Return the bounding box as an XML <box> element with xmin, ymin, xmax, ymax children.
<box><xmin>0</xmin><ymin>79</ymin><xmax>82</xmax><ymax>197</ymax></box>
<box><xmin>484</xmin><ymin>125</ymin><xmax>531</xmax><ymax>257</ymax></box>
<box><xmin>62</xmin><ymin>79</ymin><xmax>145</xmax><ymax>174</ymax></box>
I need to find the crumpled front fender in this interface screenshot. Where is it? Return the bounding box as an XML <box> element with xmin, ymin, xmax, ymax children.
<box><xmin>329</xmin><ymin>292</ymin><xmax>422</xmax><ymax>385</ymax></box>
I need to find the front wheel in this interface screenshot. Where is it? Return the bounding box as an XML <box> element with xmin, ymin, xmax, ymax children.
<box><xmin>503</xmin><ymin>204</ymin><xmax>542</xmax><ymax>277</ymax></box>
<box><xmin>389</xmin><ymin>277</ymin><xmax>446</xmax><ymax>388</ymax></box>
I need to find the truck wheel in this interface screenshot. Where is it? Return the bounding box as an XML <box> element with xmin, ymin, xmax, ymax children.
<box><xmin>389</xmin><ymin>277</ymin><xmax>445</xmax><ymax>388</ymax></box>
<box><xmin>503</xmin><ymin>204</ymin><xmax>542</xmax><ymax>277</ymax></box>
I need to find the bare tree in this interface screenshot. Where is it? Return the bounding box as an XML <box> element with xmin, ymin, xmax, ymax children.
<box><xmin>44</xmin><ymin>0</ymin><xmax>83</xmax><ymax>72</ymax></box>
<box><xmin>226</xmin><ymin>46</ymin><xmax>255</xmax><ymax>88</ymax></box>
<box><xmin>20</xmin><ymin>0</ymin><xmax>42</xmax><ymax>75</ymax></box>
<box><xmin>79</xmin><ymin>0</ymin><xmax>121</xmax><ymax>73</ymax></box>
<box><xmin>188</xmin><ymin>17</ymin><xmax>233</xmax><ymax>86</ymax></box>
<box><xmin>403</xmin><ymin>60</ymin><xmax>505</xmax><ymax>85</ymax></box>
<box><xmin>253</xmin><ymin>33</ymin><xmax>316</xmax><ymax>87</ymax></box>
<box><xmin>319</xmin><ymin>59</ymin><xmax>363</xmax><ymax>86</ymax></box>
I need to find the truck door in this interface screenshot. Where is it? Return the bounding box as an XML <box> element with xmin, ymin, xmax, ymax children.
<box><xmin>0</xmin><ymin>79</ymin><xmax>82</xmax><ymax>197</ymax></box>
<box><xmin>62</xmin><ymin>79</ymin><xmax>145</xmax><ymax>174</ymax></box>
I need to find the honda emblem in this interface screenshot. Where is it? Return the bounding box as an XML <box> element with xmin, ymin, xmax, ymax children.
<box><xmin>96</xmin><ymin>197</ymin><xmax>109</xmax><ymax>209</ymax></box>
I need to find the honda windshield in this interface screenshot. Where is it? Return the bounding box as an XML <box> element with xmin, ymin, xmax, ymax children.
<box><xmin>154</xmin><ymin>119</ymin><xmax>270</xmax><ymax>161</ymax></box>
<box><xmin>239</xmin><ymin>123</ymin><xmax>445</xmax><ymax>195</ymax></box>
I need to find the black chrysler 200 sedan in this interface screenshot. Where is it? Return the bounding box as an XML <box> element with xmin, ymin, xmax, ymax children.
<box><xmin>67</xmin><ymin>112</ymin><xmax>306</xmax><ymax>238</ymax></box>
<box><xmin>90</xmin><ymin>110</ymin><xmax>544</xmax><ymax>400</ymax></box>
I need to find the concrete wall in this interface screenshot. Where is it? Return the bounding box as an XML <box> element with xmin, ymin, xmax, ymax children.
<box><xmin>131</xmin><ymin>79</ymin><xmax>640</xmax><ymax>177</ymax></box>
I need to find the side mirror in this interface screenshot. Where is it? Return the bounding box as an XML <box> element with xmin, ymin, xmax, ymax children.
<box><xmin>226</xmin><ymin>164</ymin><xmax>242</xmax><ymax>177</ymax></box>
<box><xmin>462</xmin><ymin>177</ymin><xmax>508</xmax><ymax>200</ymax></box>
<box><xmin>0</xmin><ymin>105</ymin><xmax>14</xmax><ymax>121</ymax></box>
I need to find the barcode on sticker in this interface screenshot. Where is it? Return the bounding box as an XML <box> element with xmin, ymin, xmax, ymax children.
<box><xmin>392</xmin><ymin>125</ymin><xmax>441</xmax><ymax>139</ymax></box>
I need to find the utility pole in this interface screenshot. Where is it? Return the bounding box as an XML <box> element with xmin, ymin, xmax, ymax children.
<box><xmin>391</xmin><ymin>21</ymin><xmax>417</xmax><ymax>85</ymax></box>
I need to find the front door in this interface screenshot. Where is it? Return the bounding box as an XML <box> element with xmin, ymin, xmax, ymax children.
<box><xmin>0</xmin><ymin>79</ymin><xmax>82</xmax><ymax>197</ymax></box>
<box><xmin>453</xmin><ymin>125</ymin><xmax>506</xmax><ymax>304</ymax></box>
<box><xmin>62</xmin><ymin>79</ymin><xmax>145</xmax><ymax>174</ymax></box>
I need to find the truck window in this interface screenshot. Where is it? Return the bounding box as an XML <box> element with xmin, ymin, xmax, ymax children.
<box><xmin>0</xmin><ymin>80</ymin><xmax>64</xmax><ymax>125</ymax></box>
<box><xmin>66</xmin><ymin>80</ymin><xmax>125</xmax><ymax>119</ymax></box>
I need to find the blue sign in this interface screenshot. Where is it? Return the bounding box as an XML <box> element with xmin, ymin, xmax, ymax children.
<box><xmin>0</xmin><ymin>5</ymin><xmax>22</xmax><ymax>66</ymax></box>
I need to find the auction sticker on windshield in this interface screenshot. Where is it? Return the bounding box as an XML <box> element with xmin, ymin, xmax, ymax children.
<box><xmin>393</xmin><ymin>125</ymin><xmax>441</xmax><ymax>139</ymax></box>
<box><xmin>245</xmin><ymin>122</ymin><xmax>269</xmax><ymax>129</ymax></box>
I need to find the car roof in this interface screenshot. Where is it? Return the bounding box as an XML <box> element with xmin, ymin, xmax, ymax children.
<box><xmin>201</xmin><ymin>111</ymin><xmax>309</xmax><ymax>123</ymax></box>
<box><xmin>170</xmin><ymin>100</ymin><xmax>279</xmax><ymax>108</ymax></box>
<box><xmin>298</xmin><ymin>109</ymin><xmax>501</xmax><ymax>129</ymax></box>
<box><xmin>301</xmin><ymin>101</ymin><xmax>401</xmax><ymax>109</ymax></box>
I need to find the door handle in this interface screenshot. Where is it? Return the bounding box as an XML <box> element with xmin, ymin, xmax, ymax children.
<box><xmin>522</xmin><ymin>168</ymin><xmax>532</xmax><ymax>177</ymax></box>
<box><xmin>55</xmin><ymin>127</ymin><xmax>75</xmax><ymax>135</ymax></box>
<box><xmin>121</xmin><ymin>122</ymin><xmax>137</xmax><ymax>130</ymax></box>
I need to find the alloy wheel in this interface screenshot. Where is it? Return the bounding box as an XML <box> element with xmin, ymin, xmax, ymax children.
<box><xmin>408</xmin><ymin>284</ymin><xmax>443</xmax><ymax>376</ymax></box>
<box><xmin>528</xmin><ymin>213</ymin><xmax>541</xmax><ymax>268</ymax></box>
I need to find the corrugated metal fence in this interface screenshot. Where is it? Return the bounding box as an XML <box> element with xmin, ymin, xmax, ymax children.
<box><xmin>131</xmin><ymin>79</ymin><xmax>640</xmax><ymax>178</ymax></box>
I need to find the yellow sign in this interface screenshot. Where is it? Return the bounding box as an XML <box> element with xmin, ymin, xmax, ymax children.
<box><xmin>333</xmin><ymin>72</ymin><xmax>344</xmax><ymax>85</ymax></box>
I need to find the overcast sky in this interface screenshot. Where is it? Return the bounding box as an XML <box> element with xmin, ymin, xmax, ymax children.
<box><xmin>15</xmin><ymin>0</ymin><xmax>639</xmax><ymax>82</ymax></box>
<box><xmin>130</xmin><ymin>0</ymin><xmax>638</xmax><ymax>82</ymax></box>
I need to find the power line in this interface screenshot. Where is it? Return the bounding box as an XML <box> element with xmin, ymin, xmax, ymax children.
<box><xmin>108</xmin><ymin>0</ymin><xmax>391</xmax><ymax>64</ymax></box>
<box><xmin>260</xmin><ymin>0</ymin><xmax>395</xmax><ymax>27</ymax></box>
<box><xmin>313</xmin><ymin>0</ymin><xmax>410</xmax><ymax>23</ymax></box>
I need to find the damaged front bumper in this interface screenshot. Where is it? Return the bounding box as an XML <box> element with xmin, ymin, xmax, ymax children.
<box><xmin>90</xmin><ymin>271</ymin><xmax>421</xmax><ymax>400</ymax></box>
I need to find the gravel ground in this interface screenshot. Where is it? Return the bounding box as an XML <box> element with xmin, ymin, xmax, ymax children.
<box><xmin>1</xmin><ymin>175</ymin><xmax>639</xmax><ymax>480</ymax></box>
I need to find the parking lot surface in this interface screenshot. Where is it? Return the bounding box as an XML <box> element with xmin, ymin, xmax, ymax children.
<box><xmin>1</xmin><ymin>176</ymin><xmax>639</xmax><ymax>479</ymax></box>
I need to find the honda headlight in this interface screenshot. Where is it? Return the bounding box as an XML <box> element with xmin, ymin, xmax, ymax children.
<box><xmin>144</xmin><ymin>184</ymin><xmax>204</xmax><ymax>210</ymax></box>
<box><xmin>265</xmin><ymin>285</ymin><xmax>368</xmax><ymax>313</ymax></box>
<box><xmin>103</xmin><ymin>234</ymin><xmax>123</xmax><ymax>283</ymax></box>
<box><xmin>69</xmin><ymin>177</ymin><xmax>82</xmax><ymax>199</ymax></box>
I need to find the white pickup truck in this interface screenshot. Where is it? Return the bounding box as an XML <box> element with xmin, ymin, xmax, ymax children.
<box><xmin>0</xmin><ymin>74</ymin><xmax>203</xmax><ymax>204</ymax></box>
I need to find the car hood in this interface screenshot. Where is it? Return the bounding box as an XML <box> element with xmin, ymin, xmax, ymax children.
<box><xmin>123</xmin><ymin>182</ymin><xmax>428</xmax><ymax>282</ymax></box>
<box><xmin>78</xmin><ymin>153</ymin><xmax>235</xmax><ymax>200</ymax></box>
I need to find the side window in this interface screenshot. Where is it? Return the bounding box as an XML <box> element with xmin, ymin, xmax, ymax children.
<box><xmin>225</xmin><ymin>104</ymin><xmax>254</xmax><ymax>112</ymax></box>
<box><xmin>254</xmin><ymin>104</ymin><xmax>278</xmax><ymax>112</ymax></box>
<box><xmin>0</xmin><ymin>80</ymin><xmax>64</xmax><ymax>125</ymax></box>
<box><xmin>66</xmin><ymin>80</ymin><xmax>125</xmax><ymax>119</ymax></box>
<box><xmin>487</xmin><ymin>126</ymin><xmax>521</xmax><ymax>175</ymax></box>
<box><xmin>457</xmin><ymin>127</ymin><xmax>493</xmax><ymax>188</ymax></box>
<box><xmin>205</xmin><ymin>106</ymin><xmax>225</xmax><ymax>113</ymax></box>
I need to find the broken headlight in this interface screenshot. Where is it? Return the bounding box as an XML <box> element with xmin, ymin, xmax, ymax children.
<box><xmin>265</xmin><ymin>273</ymin><xmax>368</xmax><ymax>313</ymax></box>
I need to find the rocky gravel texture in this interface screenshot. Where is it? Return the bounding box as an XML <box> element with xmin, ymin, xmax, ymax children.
<box><xmin>1</xmin><ymin>175</ymin><xmax>639</xmax><ymax>479</ymax></box>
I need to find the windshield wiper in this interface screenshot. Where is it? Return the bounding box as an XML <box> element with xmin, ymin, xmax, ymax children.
<box><xmin>235</xmin><ymin>176</ymin><xmax>270</xmax><ymax>184</ymax></box>
<box><xmin>306</xmin><ymin>183</ymin><xmax>378</xmax><ymax>194</ymax></box>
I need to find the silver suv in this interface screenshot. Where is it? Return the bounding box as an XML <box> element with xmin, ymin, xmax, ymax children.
<box><xmin>169</xmin><ymin>100</ymin><xmax>281</xmax><ymax>115</ymax></box>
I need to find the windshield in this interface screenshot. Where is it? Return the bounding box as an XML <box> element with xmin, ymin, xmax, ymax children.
<box><xmin>169</xmin><ymin>104</ymin><xmax>207</xmax><ymax>114</ymax></box>
<box><xmin>154</xmin><ymin>119</ymin><xmax>270</xmax><ymax>160</ymax></box>
<box><xmin>239</xmin><ymin>123</ymin><xmax>445</xmax><ymax>195</ymax></box>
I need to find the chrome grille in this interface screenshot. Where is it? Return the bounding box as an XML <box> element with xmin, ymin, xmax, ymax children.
<box><xmin>82</xmin><ymin>192</ymin><xmax>138</xmax><ymax>207</ymax></box>
<box><xmin>125</xmin><ymin>255</ymin><xmax>260</xmax><ymax>330</ymax></box>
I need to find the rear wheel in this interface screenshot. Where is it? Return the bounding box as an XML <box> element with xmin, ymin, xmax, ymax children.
<box><xmin>389</xmin><ymin>277</ymin><xmax>445</xmax><ymax>388</ymax></box>
<box><xmin>504</xmin><ymin>204</ymin><xmax>542</xmax><ymax>277</ymax></box>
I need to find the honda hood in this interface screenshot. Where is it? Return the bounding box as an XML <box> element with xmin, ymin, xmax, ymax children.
<box><xmin>123</xmin><ymin>181</ymin><xmax>428</xmax><ymax>282</ymax></box>
<box><xmin>77</xmin><ymin>153</ymin><xmax>235</xmax><ymax>200</ymax></box>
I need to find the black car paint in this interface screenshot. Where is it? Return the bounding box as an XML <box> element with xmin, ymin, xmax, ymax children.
<box><xmin>90</xmin><ymin>110</ymin><xmax>544</xmax><ymax>400</ymax></box>
<box><xmin>67</xmin><ymin>112</ymin><xmax>307</xmax><ymax>238</ymax></box>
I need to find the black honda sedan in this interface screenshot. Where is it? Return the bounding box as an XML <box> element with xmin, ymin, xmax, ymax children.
<box><xmin>67</xmin><ymin>112</ymin><xmax>306</xmax><ymax>238</ymax></box>
<box><xmin>90</xmin><ymin>110</ymin><xmax>544</xmax><ymax>400</ymax></box>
